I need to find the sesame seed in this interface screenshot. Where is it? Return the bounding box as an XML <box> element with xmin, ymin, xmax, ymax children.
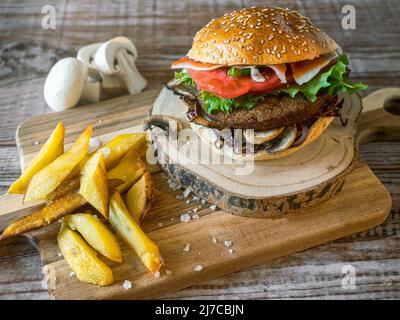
<box><xmin>268</xmin><ymin>34</ymin><xmax>274</xmax><ymax>40</ymax></box>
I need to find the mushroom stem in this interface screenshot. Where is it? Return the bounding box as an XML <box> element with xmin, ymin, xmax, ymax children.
<box><xmin>116</xmin><ymin>51</ymin><xmax>147</xmax><ymax>94</ymax></box>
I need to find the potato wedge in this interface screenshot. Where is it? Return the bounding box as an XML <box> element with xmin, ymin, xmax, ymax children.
<box><xmin>47</xmin><ymin>177</ymin><xmax>81</xmax><ymax>202</ymax></box>
<box><xmin>107</xmin><ymin>149</ymin><xmax>146</xmax><ymax>193</ymax></box>
<box><xmin>64</xmin><ymin>214</ymin><xmax>122</xmax><ymax>262</ymax></box>
<box><xmin>0</xmin><ymin>192</ymin><xmax>87</xmax><ymax>240</ymax></box>
<box><xmin>24</xmin><ymin>125</ymin><xmax>93</xmax><ymax>203</ymax></box>
<box><xmin>8</xmin><ymin>122</ymin><xmax>65</xmax><ymax>194</ymax></box>
<box><xmin>109</xmin><ymin>191</ymin><xmax>163</xmax><ymax>273</ymax></box>
<box><xmin>67</xmin><ymin>154</ymin><xmax>90</xmax><ymax>180</ymax></box>
<box><xmin>57</xmin><ymin>224</ymin><xmax>113</xmax><ymax>286</ymax></box>
<box><xmin>96</xmin><ymin>133</ymin><xmax>147</xmax><ymax>170</ymax></box>
<box><xmin>125</xmin><ymin>172</ymin><xmax>154</xmax><ymax>223</ymax></box>
<box><xmin>79</xmin><ymin>153</ymin><xmax>108</xmax><ymax>218</ymax></box>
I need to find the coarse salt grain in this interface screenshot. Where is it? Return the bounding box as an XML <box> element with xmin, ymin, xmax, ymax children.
<box><xmin>101</xmin><ymin>147</ymin><xmax>111</xmax><ymax>158</ymax></box>
<box><xmin>192</xmin><ymin>214</ymin><xmax>200</xmax><ymax>219</ymax></box>
<box><xmin>212</xmin><ymin>237</ymin><xmax>218</xmax><ymax>244</ymax></box>
<box><xmin>89</xmin><ymin>138</ymin><xmax>101</xmax><ymax>152</ymax></box>
<box><xmin>224</xmin><ymin>240</ymin><xmax>233</xmax><ymax>247</ymax></box>
<box><xmin>193</xmin><ymin>265</ymin><xmax>203</xmax><ymax>272</ymax></box>
<box><xmin>158</xmin><ymin>222</ymin><xmax>164</xmax><ymax>227</ymax></box>
<box><xmin>180</xmin><ymin>213</ymin><xmax>191</xmax><ymax>223</ymax></box>
<box><xmin>183</xmin><ymin>243</ymin><xmax>190</xmax><ymax>252</ymax></box>
<box><xmin>183</xmin><ymin>188</ymin><xmax>191</xmax><ymax>198</ymax></box>
<box><xmin>154</xmin><ymin>271</ymin><xmax>161</xmax><ymax>278</ymax></box>
<box><xmin>166</xmin><ymin>269</ymin><xmax>173</xmax><ymax>275</ymax></box>
<box><xmin>209</xmin><ymin>205</ymin><xmax>217</xmax><ymax>210</ymax></box>
<box><xmin>57</xmin><ymin>252</ymin><xmax>63</xmax><ymax>257</ymax></box>
<box><xmin>185</xmin><ymin>200</ymin><xmax>191</xmax><ymax>205</ymax></box>
<box><xmin>228</xmin><ymin>249</ymin><xmax>234</xmax><ymax>255</ymax></box>
<box><xmin>123</xmin><ymin>280</ymin><xmax>132</xmax><ymax>289</ymax></box>
<box><xmin>68</xmin><ymin>271</ymin><xmax>75</xmax><ymax>277</ymax></box>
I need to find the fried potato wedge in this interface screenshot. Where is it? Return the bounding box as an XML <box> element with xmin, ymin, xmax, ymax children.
<box><xmin>47</xmin><ymin>177</ymin><xmax>81</xmax><ymax>202</ymax></box>
<box><xmin>24</xmin><ymin>125</ymin><xmax>93</xmax><ymax>203</ymax></box>
<box><xmin>109</xmin><ymin>191</ymin><xmax>163</xmax><ymax>273</ymax></box>
<box><xmin>67</xmin><ymin>154</ymin><xmax>90</xmax><ymax>180</ymax></box>
<box><xmin>79</xmin><ymin>153</ymin><xmax>108</xmax><ymax>218</ymax></box>
<box><xmin>107</xmin><ymin>149</ymin><xmax>146</xmax><ymax>193</ymax></box>
<box><xmin>64</xmin><ymin>214</ymin><xmax>122</xmax><ymax>262</ymax></box>
<box><xmin>8</xmin><ymin>122</ymin><xmax>65</xmax><ymax>194</ymax></box>
<box><xmin>125</xmin><ymin>171</ymin><xmax>154</xmax><ymax>223</ymax></box>
<box><xmin>0</xmin><ymin>192</ymin><xmax>87</xmax><ymax>240</ymax></box>
<box><xmin>57</xmin><ymin>224</ymin><xmax>113</xmax><ymax>286</ymax></box>
<box><xmin>96</xmin><ymin>133</ymin><xmax>147</xmax><ymax>170</ymax></box>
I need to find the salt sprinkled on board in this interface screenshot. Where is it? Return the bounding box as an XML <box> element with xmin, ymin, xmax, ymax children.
<box><xmin>123</xmin><ymin>280</ymin><xmax>132</xmax><ymax>289</ymax></box>
<box><xmin>228</xmin><ymin>249</ymin><xmax>234</xmax><ymax>255</ymax></box>
<box><xmin>183</xmin><ymin>188</ymin><xmax>191</xmax><ymax>198</ymax></box>
<box><xmin>209</xmin><ymin>205</ymin><xmax>217</xmax><ymax>210</ymax></box>
<box><xmin>166</xmin><ymin>270</ymin><xmax>173</xmax><ymax>275</ymax></box>
<box><xmin>224</xmin><ymin>240</ymin><xmax>233</xmax><ymax>247</ymax></box>
<box><xmin>193</xmin><ymin>265</ymin><xmax>203</xmax><ymax>272</ymax></box>
<box><xmin>192</xmin><ymin>213</ymin><xmax>200</xmax><ymax>219</ymax></box>
<box><xmin>57</xmin><ymin>252</ymin><xmax>63</xmax><ymax>257</ymax></box>
<box><xmin>154</xmin><ymin>271</ymin><xmax>161</xmax><ymax>278</ymax></box>
<box><xmin>183</xmin><ymin>243</ymin><xmax>190</xmax><ymax>252</ymax></box>
<box><xmin>180</xmin><ymin>213</ymin><xmax>191</xmax><ymax>223</ymax></box>
<box><xmin>68</xmin><ymin>271</ymin><xmax>75</xmax><ymax>277</ymax></box>
<box><xmin>158</xmin><ymin>222</ymin><xmax>164</xmax><ymax>227</ymax></box>
<box><xmin>211</xmin><ymin>237</ymin><xmax>218</xmax><ymax>244</ymax></box>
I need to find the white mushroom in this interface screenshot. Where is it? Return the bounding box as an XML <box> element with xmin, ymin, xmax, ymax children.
<box><xmin>244</xmin><ymin>127</ymin><xmax>285</xmax><ymax>144</ymax></box>
<box><xmin>94</xmin><ymin>36</ymin><xmax>147</xmax><ymax>94</ymax></box>
<box><xmin>77</xmin><ymin>42</ymin><xmax>103</xmax><ymax>80</ymax></box>
<box><xmin>44</xmin><ymin>57</ymin><xmax>88</xmax><ymax>111</ymax></box>
<box><xmin>81</xmin><ymin>81</ymin><xmax>101</xmax><ymax>103</ymax></box>
<box><xmin>264</xmin><ymin>127</ymin><xmax>298</xmax><ymax>154</ymax></box>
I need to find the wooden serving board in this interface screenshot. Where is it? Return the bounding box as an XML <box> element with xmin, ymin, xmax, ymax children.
<box><xmin>0</xmin><ymin>88</ymin><xmax>399</xmax><ymax>299</ymax></box>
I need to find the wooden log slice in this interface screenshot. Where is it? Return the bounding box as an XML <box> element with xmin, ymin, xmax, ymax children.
<box><xmin>149</xmin><ymin>88</ymin><xmax>362</xmax><ymax>217</ymax></box>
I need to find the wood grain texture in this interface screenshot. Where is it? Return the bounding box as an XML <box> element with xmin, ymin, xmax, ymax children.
<box><xmin>0</xmin><ymin>0</ymin><xmax>399</xmax><ymax>300</ymax></box>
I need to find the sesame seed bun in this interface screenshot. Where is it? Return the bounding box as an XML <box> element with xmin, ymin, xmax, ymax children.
<box><xmin>188</xmin><ymin>7</ymin><xmax>338</xmax><ymax>65</ymax></box>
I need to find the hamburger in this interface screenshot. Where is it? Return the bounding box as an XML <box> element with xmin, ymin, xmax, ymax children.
<box><xmin>168</xmin><ymin>7</ymin><xmax>367</xmax><ymax>160</ymax></box>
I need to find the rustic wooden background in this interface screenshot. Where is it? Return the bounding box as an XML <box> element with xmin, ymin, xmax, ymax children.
<box><xmin>0</xmin><ymin>0</ymin><xmax>399</xmax><ymax>299</ymax></box>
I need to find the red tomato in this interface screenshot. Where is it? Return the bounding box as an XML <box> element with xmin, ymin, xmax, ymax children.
<box><xmin>187</xmin><ymin>68</ymin><xmax>290</xmax><ymax>99</ymax></box>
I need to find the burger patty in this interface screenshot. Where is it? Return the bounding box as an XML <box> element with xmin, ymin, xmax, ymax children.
<box><xmin>199</xmin><ymin>93</ymin><xmax>338</xmax><ymax>130</ymax></box>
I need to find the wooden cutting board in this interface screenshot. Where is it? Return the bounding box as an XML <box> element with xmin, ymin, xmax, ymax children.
<box><xmin>0</xmin><ymin>88</ymin><xmax>399</xmax><ymax>299</ymax></box>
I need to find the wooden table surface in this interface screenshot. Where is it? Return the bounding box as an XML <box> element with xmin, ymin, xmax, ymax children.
<box><xmin>0</xmin><ymin>0</ymin><xmax>399</xmax><ymax>300</ymax></box>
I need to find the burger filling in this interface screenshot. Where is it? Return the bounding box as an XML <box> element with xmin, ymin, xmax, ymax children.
<box><xmin>170</xmin><ymin>53</ymin><xmax>366</xmax><ymax>153</ymax></box>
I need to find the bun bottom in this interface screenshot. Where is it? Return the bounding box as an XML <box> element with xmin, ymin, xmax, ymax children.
<box><xmin>190</xmin><ymin>117</ymin><xmax>334</xmax><ymax>161</ymax></box>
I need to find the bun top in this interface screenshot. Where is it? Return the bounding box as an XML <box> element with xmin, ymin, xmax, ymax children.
<box><xmin>188</xmin><ymin>7</ymin><xmax>338</xmax><ymax>66</ymax></box>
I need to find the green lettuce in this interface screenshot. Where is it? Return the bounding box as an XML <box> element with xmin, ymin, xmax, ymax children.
<box><xmin>173</xmin><ymin>54</ymin><xmax>367</xmax><ymax>113</ymax></box>
<box><xmin>279</xmin><ymin>54</ymin><xmax>367</xmax><ymax>102</ymax></box>
<box><xmin>200</xmin><ymin>91</ymin><xmax>267</xmax><ymax>114</ymax></box>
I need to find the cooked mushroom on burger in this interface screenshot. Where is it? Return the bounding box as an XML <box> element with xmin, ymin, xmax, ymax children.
<box><xmin>168</xmin><ymin>7</ymin><xmax>367</xmax><ymax>160</ymax></box>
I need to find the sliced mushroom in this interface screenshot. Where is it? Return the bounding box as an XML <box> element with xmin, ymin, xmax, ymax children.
<box><xmin>94</xmin><ymin>36</ymin><xmax>147</xmax><ymax>94</ymax></box>
<box><xmin>264</xmin><ymin>126</ymin><xmax>298</xmax><ymax>154</ymax></box>
<box><xmin>166</xmin><ymin>78</ymin><xmax>198</xmax><ymax>99</ymax></box>
<box><xmin>77</xmin><ymin>42</ymin><xmax>103</xmax><ymax>80</ymax></box>
<box><xmin>243</xmin><ymin>127</ymin><xmax>285</xmax><ymax>144</ymax></box>
<box><xmin>143</xmin><ymin>115</ymin><xmax>183</xmax><ymax>136</ymax></box>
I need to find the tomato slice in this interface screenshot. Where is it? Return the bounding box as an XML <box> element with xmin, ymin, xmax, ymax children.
<box><xmin>187</xmin><ymin>68</ymin><xmax>290</xmax><ymax>99</ymax></box>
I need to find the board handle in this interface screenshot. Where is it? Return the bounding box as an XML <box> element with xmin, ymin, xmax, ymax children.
<box><xmin>356</xmin><ymin>88</ymin><xmax>400</xmax><ymax>146</ymax></box>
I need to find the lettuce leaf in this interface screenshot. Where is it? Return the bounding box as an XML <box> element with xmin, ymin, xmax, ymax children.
<box><xmin>200</xmin><ymin>91</ymin><xmax>267</xmax><ymax>114</ymax></box>
<box><xmin>279</xmin><ymin>54</ymin><xmax>367</xmax><ymax>102</ymax></box>
<box><xmin>174</xmin><ymin>70</ymin><xmax>196</xmax><ymax>87</ymax></box>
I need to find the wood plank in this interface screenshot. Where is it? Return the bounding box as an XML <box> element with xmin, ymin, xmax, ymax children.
<box><xmin>0</xmin><ymin>0</ymin><xmax>399</xmax><ymax>300</ymax></box>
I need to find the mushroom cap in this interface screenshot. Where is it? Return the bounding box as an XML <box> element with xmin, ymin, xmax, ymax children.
<box><xmin>94</xmin><ymin>36</ymin><xmax>138</xmax><ymax>75</ymax></box>
<box><xmin>44</xmin><ymin>57</ymin><xmax>88</xmax><ymax>111</ymax></box>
